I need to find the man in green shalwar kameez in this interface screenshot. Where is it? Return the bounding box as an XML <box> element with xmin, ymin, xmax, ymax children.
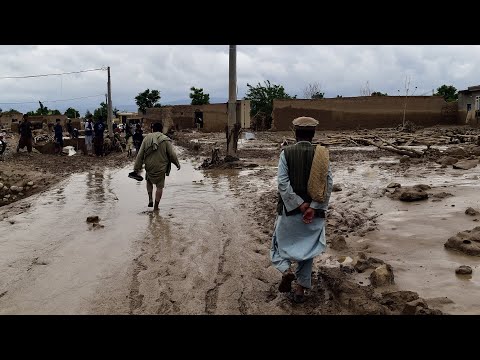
<box><xmin>134</xmin><ymin>122</ymin><xmax>181</xmax><ymax>210</ymax></box>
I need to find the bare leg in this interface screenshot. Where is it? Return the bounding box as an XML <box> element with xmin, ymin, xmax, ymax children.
<box><xmin>153</xmin><ymin>186</ymin><xmax>163</xmax><ymax>210</ymax></box>
<box><xmin>146</xmin><ymin>180</ymin><xmax>153</xmax><ymax>207</ymax></box>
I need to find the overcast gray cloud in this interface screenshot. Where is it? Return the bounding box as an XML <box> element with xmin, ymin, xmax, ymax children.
<box><xmin>0</xmin><ymin>45</ymin><xmax>479</xmax><ymax>116</ymax></box>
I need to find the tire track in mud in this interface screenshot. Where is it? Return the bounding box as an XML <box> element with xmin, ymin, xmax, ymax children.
<box><xmin>205</xmin><ymin>233</ymin><xmax>232</xmax><ymax>315</ymax></box>
<box><xmin>128</xmin><ymin>257</ymin><xmax>147</xmax><ymax>314</ymax></box>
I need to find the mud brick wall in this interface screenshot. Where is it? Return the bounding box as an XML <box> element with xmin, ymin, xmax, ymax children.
<box><xmin>272</xmin><ymin>97</ymin><xmax>460</xmax><ymax>131</ymax></box>
<box><xmin>145</xmin><ymin>104</ymin><xmax>228</xmax><ymax>133</ymax></box>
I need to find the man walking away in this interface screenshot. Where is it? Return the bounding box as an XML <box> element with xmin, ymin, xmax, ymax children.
<box><xmin>133</xmin><ymin>123</ymin><xmax>143</xmax><ymax>154</ymax></box>
<box><xmin>17</xmin><ymin>114</ymin><xmax>33</xmax><ymax>153</ymax></box>
<box><xmin>84</xmin><ymin>116</ymin><xmax>94</xmax><ymax>156</ymax></box>
<box><xmin>133</xmin><ymin>122</ymin><xmax>180</xmax><ymax>211</ymax></box>
<box><xmin>53</xmin><ymin>119</ymin><xmax>64</xmax><ymax>155</ymax></box>
<box><xmin>270</xmin><ymin>116</ymin><xmax>333</xmax><ymax>304</ymax></box>
<box><xmin>93</xmin><ymin>118</ymin><xmax>105</xmax><ymax>157</ymax></box>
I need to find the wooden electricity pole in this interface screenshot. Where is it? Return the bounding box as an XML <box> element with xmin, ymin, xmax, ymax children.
<box><xmin>226</xmin><ymin>45</ymin><xmax>239</xmax><ymax>159</ymax></box>
<box><xmin>107</xmin><ymin>66</ymin><xmax>113</xmax><ymax>137</ymax></box>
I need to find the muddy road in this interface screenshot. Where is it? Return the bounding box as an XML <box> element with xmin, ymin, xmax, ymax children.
<box><xmin>0</xmin><ymin>156</ymin><xmax>298</xmax><ymax>314</ymax></box>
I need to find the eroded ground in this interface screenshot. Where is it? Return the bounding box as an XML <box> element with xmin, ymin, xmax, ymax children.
<box><xmin>1</xmin><ymin>125</ymin><xmax>480</xmax><ymax>314</ymax></box>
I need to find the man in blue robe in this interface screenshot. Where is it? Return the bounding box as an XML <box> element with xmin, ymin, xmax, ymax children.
<box><xmin>270</xmin><ymin>116</ymin><xmax>333</xmax><ymax>303</ymax></box>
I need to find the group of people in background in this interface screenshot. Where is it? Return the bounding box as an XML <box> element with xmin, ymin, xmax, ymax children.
<box><xmin>15</xmin><ymin>113</ymin><xmax>144</xmax><ymax>158</ymax></box>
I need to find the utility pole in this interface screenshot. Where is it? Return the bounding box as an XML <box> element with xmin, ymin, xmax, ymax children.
<box><xmin>107</xmin><ymin>66</ymin><xmax>113</xmax><ymax>137</ymax></box>
<box><xmin>226</xmin><ymin>45</ymin><xmax>238</xmax><ymax>159</ymax></box>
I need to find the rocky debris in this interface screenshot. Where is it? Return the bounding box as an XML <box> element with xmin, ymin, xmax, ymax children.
<box><xmin>330</xmin><ymin>235</ymin><xmax>347</xmax><ymax>250</ymax></box>
<box><xmin>86</xmin><ymin>216</ymin><xmax>100</xmax><ymax>223</ymax></box>
<box><xmin>432</xmin><ymin>192</ymin><xmax>453</xmax><ymax>199</ymax></box>
<box><xmin>387</xmin><ymin>182</ymin><xmax>401</xmax><ymax>188</ymax></box>
<box><xmin>0</xmin><ymin>182</ymin><xmax>3</xmax><ymax>188</ymax></box>
<box><xmin>18</xmin><ymin>192</ymin><xmax>24</xmax><ymax>197</ymax></box>
<box><xmin>399</xmin><ymin>188</ymin><xmax>429</xmax><ymax>202</ymax></box>
<box><xmin>399</xmin><ymin>156</ymin><xmax>410</xmax><ymax>163</ymax></box>
<box><xmin>381</xmin><ymin>291</ymin><xmax>419</xmax><ymax>312</ymax></box>
<box><xmin>9</xmin><ymin>186</ymin><xmax>18</xmax><ymax>193</ymax></box>
<box><xmin>92</xmin><ymin>223</ymin><xmax>105</xmax><ymax>229</ymax></box>
<box><xmin>444</xmin><ymin>227</ymin><xmax>480</xmax><ymax>256</ymax></box>
<box><xmin>444</xmin><ymin>146</ymin><xmax>468</xmax><ymax>158</ymax></box>
<box><xmin>453</xmin><ymin>160</ymin><xmax>478</xmax><ymax>170</ymax></box>
<box><xmin>435</xmin><ymin>156</ymin><xmax>458</xmax><ymax>166</ymax></box>
<box><xmin>402</xmin><ymin>299</ymin><xmax>427</xmax><ymax>315</ymax></box>
<box><xmin>27</xmin><ymin>181</ymin><xmax>34</xmax><ymax>186</ymax></box>
<box><xmin>340</xmin><ymin>264</ymin><xmax>355</xmax><ymax>273</ymax></box>
<box><xmin>317</xmin><ymin>266</ymin><xmax>389</xmax><ymax>315</ymax></box>
<box><xmin>413</xmin><ymin>184</ymin><xmax>431</xmax><ymax>191</ymax></box>
<box><xmin>455</xmin><ymin>265</ymin><xmax>473</xmax><ymax>275</ymax></box>
<box><xmin>353</xmin><ymin>253</ymin><xmax>385</xmax><ymax>273</ymax></box>
<box><xmin>369</xmin><ymin>264</ymin><xmax>395</xmax><ymax>287</ymax></box>
<box><xmin>465</xmin><ymin>207</ymin><xmax>479</xmax><ymax>216</ymax></box>
<box><xmin>332</xmin><ymin>184</ymin><xmax>342</xmax><ymax>192</ymax></box>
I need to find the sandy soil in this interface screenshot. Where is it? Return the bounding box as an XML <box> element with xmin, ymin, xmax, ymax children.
<box><xmin>1</xmin><ymin>125</ymin><xmax>480</xmax><ymax>314</ymax></box>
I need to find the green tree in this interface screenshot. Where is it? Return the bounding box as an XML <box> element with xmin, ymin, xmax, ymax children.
<box><xmin>244</xmin><ymin>80</ymin><xmax>296</xmax><ymax>129</ymax></box>
<box><xmin>93</xmin><ymin>102</ymin><xmax>119</xmax><ymax>122</ymax></box>
<box><xmin>93</xmin><ymin>102</ymin><xmax>108</xmax><ymax>122</ymax></box>
<box><xmin>435</xmin><ymin>85</ymin><xmax>458</xmax><ymax>102</ymax></box>
<box><xmin>189</xmin><ymin>86</ymin><xmax>210</xmax><ymax>105</ymax></box>
<box><xmin>135</xmin><ymin>89</ymin><xmax>161</xmax><ymax>114</ymax></box>
<box><xmin>26</xmin><ymin>110</ymin><xmax>36</xmax><ymax>116</ymax></box>
<box><xmin>371</xmin><ymin>91</ymin><xmax>388</xmax><ymax>96</ymax></box>
<box><xmin>336</xmin><ymin>95</ymin><xmax>343</xmax><ymax>98</ymax></box>
<box><xmin>64</xmin><ymin>107</ymin><xmax>80</xmax><ymax>118</ymax></box>
<box><xmin>311</xmin><ymin>92</ymin><xmax>324</xmax><ymax>99</ymax></box>
<box><xmin>84</xmin><ymin>110</ymin><xmax>92</xmax><ymax>119</ymax></box>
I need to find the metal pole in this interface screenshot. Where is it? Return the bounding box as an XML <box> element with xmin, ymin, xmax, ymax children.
<box><xmin>107</xmin><ymin>66</ymin><xmax>113</xmax><ymax>137</ymax></box>
<box><xmin>227</xmin><ymin>45</ymin><xmax>237</xmax><ymax>157</ymax></box>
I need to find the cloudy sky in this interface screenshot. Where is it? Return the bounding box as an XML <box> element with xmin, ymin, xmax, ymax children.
<box><xmin>0</xmin><ymin>45</ymin><xmax>478</xmax><ymax>116</ymax></box>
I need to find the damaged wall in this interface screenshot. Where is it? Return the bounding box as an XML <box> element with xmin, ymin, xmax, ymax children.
<box><xmin>271</xmin><ymin>96</ymin><xmax>460</xmax><ymax>131</ymax></box>
<box><xmin>144</xmin><ymin>101</ymin><xmax>251</xmax><ymax>133</ymax></box>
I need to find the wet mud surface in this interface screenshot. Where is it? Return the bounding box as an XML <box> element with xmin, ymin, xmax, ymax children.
<box><xmin>1</xmin><ymin>125</ymin><xmax>480</xmax><ymax>314</ymax></box>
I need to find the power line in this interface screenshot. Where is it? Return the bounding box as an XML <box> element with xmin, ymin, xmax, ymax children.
<box><xmin>0</xmin><ymin>94</ymin><xmax>105</xmax><ymax>105</ymax></box>
<box><xmin>0</xmin><ymin>67</ymin><xmax>107</xmax><ymax>80</ymax></box>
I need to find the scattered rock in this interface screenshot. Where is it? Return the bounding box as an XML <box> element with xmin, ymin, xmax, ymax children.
<box><xmin>453</xmin><ymin>160</ymin><xmax>478</xmax><ymax>170</ymax></box>
<box><xmin>465</xmin><ymin>207</ymin><xmax>479</xmax><ymax>216</ymax></box>
<box><xmin>381</xmin><ymin>291</ymin><xmax>419</xmax><ymax>311</ymax></box>
<box><xmin>92</xmin><ymin>223</ymin><xmax>105</xmax><ymax>229</ymax></box>
<box><xmin>369</xmin><ymin>264</ymin><xmax>395</xmax><ymax>287</ymax></box>
<box><xmin>340</xmin><ymin>264</ymin><xmax>355</xmax><ymax>273</ymax></box>
<box><xmin>444</xmin><ymin>227</ymin><xmax>480</xmax><ymax>256</ymax></box>
<box><xmin>18</xmin><ymin>192</ymin><xmax>24</xmax><ymax>197</ymax></box>
<box><xmin>86</xmin><ymin>216</ymin><xmax>100</xmax><ymax>223</ymax></box>
<box><xmin>27</xmin><ymin>181</ymin><xmax>34</xmax><ymax>186</ymax></box>
<box><xmin>455</xmin><ymin>265</ymin><xmax>472</xmax><ymax>275</ymax></box>
<box><xmin>330</xmin><ymin>235</ymin><xmax>347</xmax><ymax>250</ymax></box>
<box><xmin>9</xmin><ymin>186</ymin><xmax>18</xmax><ymax>193</ymax></box>
<box><xmin>435</xmin><ymin>156</ymin><xmax>458</xmax><ymax>166</ymax></box>
<box><xmin>4</xmin><ymin>194</ymin><xmax>10</xmax><ymax>199</ymax></box>
<box><xmin>432</xmin><ymin>192</ymin><xmax>453</xmax><ymax>199</ymax></box>
<box><xmin>387</xmin><ymin>182</ymin><xmax>401</xmax><ymax>188</ymax></box>
<box><xmin>32</xmin><ymin>185</ymin><xmax>38</xmax><ymax>189</ymax></box>
<box><xmin>399</xmin><ymin>189</ymin><xmax>428</xmax><ymax>202</ymax></box>
<box><xmin>0</xmin><ymin>182</ymin><xmax>3</xmax><ymax>188</ymax></box>
<box><xmin>402</xmin><ymin>299</ymin><xmax>428</xmax><ymax>315</ymax></box>
<box><xmin>332</xmin><ymin>184</ymin><xmax>342</xmax><ymax>192</ymax></box>
<box><xmin>444</xmin><ymin>147</ymin><xmax>468</xmax><ymax>158</ymax></box>
<box><xmin>399</xmin><ymin>156</ymin><xmax>410</xmax><ymax>163</ymax></box>
<box><xmin>413</xmin><ymin>184</ymin><xmax>431</xmax><ymax>191</ymax></box>
<box><xmin>354</xmin><ymin>255</ymin><xmax>385</xmax><ymax>273</ymax></box>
